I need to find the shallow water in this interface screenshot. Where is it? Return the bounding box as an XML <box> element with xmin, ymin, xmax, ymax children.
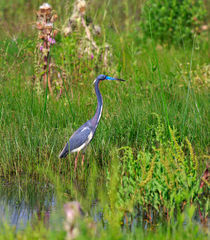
<box><xmin>0</xmin><ymin>177</ymin><xmax>151</xmax><ymax>230</ymax></box>
<box><xmin>0</xmin><ymin>177</ymin><xmax>206</xmax><ymax>231</ymax></box>
<box><xmin>0</xmin><ymin>177</ymin><xmax>56</xmax><ymax>229</ymax></box>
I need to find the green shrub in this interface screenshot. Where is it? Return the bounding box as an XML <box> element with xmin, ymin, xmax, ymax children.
<box><xmin>106</xmin><ymin>116</ymin><xmax>208</xmax><ymax>218</ymax></box>
<box><xmin>140</xmin><ymin>0</ymin><xmax>207</xmax><ymax>45</ymax></box>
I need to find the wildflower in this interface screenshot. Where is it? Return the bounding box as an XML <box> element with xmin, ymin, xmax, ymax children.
<box><xmin>48</xmin><ymin>37</ymin><xmax>56</xmax><ymax>45</ymax></box>
<box><xmin>40</xmin><ymin>45</ymin><xmax>43</xmax><ymax>51</ymax></box>
<box><xmin>91</xmin><ymin>54</ymin><xmax>94</xmax><ymax>59</ymax></box>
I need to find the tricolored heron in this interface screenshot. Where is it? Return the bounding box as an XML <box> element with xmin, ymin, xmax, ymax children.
<box><xmin>59</xmin><ymin>74</ymin><xmax>125</xmax><ymax>171</ymax></box>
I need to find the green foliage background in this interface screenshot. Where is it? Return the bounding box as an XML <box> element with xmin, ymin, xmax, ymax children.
<box><xmin>140</xmin><ymin>0</ymin><xmax>207</xmax><ymax>45</ymax></box>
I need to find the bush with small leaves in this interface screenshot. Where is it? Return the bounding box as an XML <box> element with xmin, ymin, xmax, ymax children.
<box><xmin>140</xmin><ymin>0</ymin><xmax>207</xmax><ymax>45</ymax></box>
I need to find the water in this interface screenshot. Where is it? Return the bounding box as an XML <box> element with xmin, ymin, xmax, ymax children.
<box><xmin>0</xmin><ymin>177</ymin><xmax>56</xmax><ymax>229</ymax></box>
<box><xmin>0</xmin><ymin>177</ymin><xmax>206</xmax><ymax>231</ymax></box>
<box><xmin>0</xmin><ymin>177</ymin><xmax>152</xmax><ymax>230</ymax></box>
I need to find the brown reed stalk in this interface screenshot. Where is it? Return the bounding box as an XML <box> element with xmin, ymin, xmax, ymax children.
<box><xmin>36</xmin><ymin>3</ymin><xmax>57</xmax><ymax>95</ymax></box>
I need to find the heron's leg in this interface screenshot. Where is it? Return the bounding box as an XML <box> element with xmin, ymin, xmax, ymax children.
<box><xmin>81</xmin><ymin>153</ymin><xmax>85</xmax><ymax>167</ymax></box>
<box><xmin>74</xmin><ymin>152</ymin><xmax>80</xmax><ymax>172</ymax></box>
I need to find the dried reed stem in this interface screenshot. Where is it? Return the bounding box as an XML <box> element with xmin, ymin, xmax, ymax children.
<box><xmin>36</xmin><ymin>3</ymin><xmax>57</xmax><ymax>95</ymax></box>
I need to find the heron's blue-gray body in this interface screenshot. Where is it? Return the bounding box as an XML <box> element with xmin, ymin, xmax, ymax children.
<box><xmin>59</xmin><ymin>77</ymin><xmax>103</xmax><ymax>158</ymax></box>
<box><xmin>59</xmin><ymin>74</ymin><xmax>124</xmax><ymax>160</ymax></box>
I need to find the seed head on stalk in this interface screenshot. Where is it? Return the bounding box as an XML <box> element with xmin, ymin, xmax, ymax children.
<box><xmin>36</xmin><ymin>3</ymin><xmax>58</xmax><ymax>95</ymax></box>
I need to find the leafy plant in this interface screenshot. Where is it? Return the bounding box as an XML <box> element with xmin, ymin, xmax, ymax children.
<box><xmin>106</xmin><ymin>116</ymin><xmax>207</xmax><ymax>218</ymax></box>
<box><xmin>140</xmin><ymin>0</ymin><xmax>207</xmax><ymax>45</ymax></box>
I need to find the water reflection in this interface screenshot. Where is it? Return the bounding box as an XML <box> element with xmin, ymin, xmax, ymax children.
<box><xmin>1</xmin><ymin>177</ymin><xmax>203</xmax><ymax>232</ymax></box>
<box><xmin>0</xmin><ymin>177</ymin><xmax>161</xmax><ymax>231</ymax></box>
<box><xmin>0</xmin><ymin>177</ymin><xmax>55</xmax><ymax>229</ymax></box>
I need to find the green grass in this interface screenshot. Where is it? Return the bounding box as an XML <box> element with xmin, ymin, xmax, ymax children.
<box><xmin>0</xmin><ymin>0</ymin><xmax>209</xmax><ymax>239</ymax></box>
<box><xmin>0</xmin><ymin>36</ymin><xmax>208</xmax><ymax>175</ymax></box>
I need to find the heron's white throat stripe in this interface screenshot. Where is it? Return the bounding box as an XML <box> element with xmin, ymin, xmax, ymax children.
<box><xmin>97</xmin><ymin>105</ymin><xmax>103</xmax><ymax>124</ymax></box>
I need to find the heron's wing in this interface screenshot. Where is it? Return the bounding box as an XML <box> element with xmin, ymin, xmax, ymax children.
<box><xmin>59</xmin><ymin>125</ymin><xmax>93</xmax><ymax>158</ymax></box>
<box><xmin>69</xmin><ymin>126</ymin><xmax>93</xmax><ymax>152</ymax></box>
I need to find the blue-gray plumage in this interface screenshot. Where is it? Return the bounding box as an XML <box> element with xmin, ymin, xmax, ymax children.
<box><xmin>59</xmin><ymin>74</ymin><xmax>125</xmax><ymax>171</ymax></box>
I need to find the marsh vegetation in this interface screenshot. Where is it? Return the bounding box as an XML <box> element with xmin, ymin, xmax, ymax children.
<box><xmin>0</xmin><ymin>0</ymin><xmax>209</xmax><ymax>239</ymax></box>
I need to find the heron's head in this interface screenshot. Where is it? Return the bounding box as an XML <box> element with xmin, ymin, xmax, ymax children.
<box><xmin>95</xmin><ymin>74</ymin><xmax>125</xmax><ymax>83</ymax></box>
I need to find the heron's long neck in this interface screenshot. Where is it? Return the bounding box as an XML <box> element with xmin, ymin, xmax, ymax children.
<box><xmin>92</xmin><ymin>80</ymin><xmax>103</xmax><ymax>128</ymax></box>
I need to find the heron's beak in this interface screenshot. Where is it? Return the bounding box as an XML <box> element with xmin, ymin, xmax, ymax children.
<box><xmin>113</xmin><ymin>78</ymin><xmax>125</xmax><ymax>82</ymax></box>
<box><xmin>106</xmin><ymin>76</ymin><xmax>125</xmax><ymax>81</ymax></box>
